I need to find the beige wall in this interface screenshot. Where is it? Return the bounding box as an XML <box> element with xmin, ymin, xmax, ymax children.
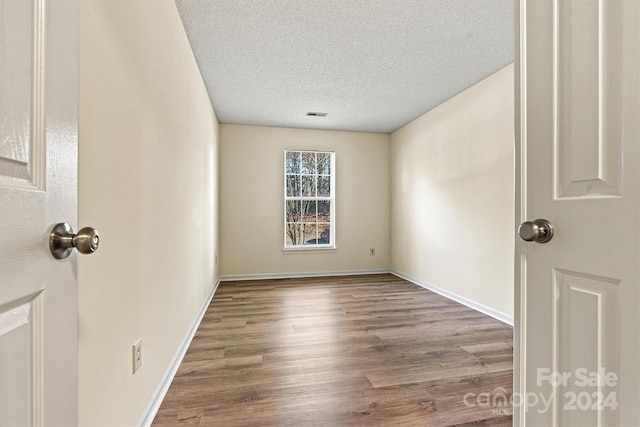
<box><xmin>78</xmin><ymin>1</ymin><xmax>219</xmax><ymax>426</ymax></box>
<box><xmin>220</xmin><ymin>124</ymin><xmax>390</xmax><ymax>277</ymax></box>
<box><xmin>390</xmin><ymin>64</ymin><xmax>515</xmax><ymax>321</ymax></box>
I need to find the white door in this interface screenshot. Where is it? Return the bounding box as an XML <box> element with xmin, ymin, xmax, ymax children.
<box><xmin>0</xmin><ymin>0</ymin><xmax>79</xmax><ymax>425</ymax></box>
<box><xmin>516</xmin><ymin>0</ymin><xmax>639</xmax><ymax>426</ymax></box>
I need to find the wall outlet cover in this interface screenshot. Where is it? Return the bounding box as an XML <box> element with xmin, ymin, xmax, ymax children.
<box><xmin>132</xmin><ymin>338</ymin><xmax>142</xmax><ymax>374</ymax></box>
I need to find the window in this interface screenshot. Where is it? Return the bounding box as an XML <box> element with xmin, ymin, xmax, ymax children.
<box><xmin>284</xmin><ymin>150</ymin><xmax>335</xmax><ymax>249</ymax></box>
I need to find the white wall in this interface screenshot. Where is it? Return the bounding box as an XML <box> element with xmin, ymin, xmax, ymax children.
<box><xmin>78</xmin><ymin>1</ymin><xmax>219</xmax><ymax>425</ymax></box>
<box><xmin>220</xmin><ymin>124</ymin><xmax>390</xmax><ymax>277</ymax></box>
<box><xmin>390</xmin><ymin>64</ymin><xmax>515</xmax><ymax>320</ymax></box>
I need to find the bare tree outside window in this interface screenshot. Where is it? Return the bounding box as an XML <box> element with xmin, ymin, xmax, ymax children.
<box><xmin>284</xmin><ymin>150</ymin><xmax>335</xmax><ymax>248</ymax></box>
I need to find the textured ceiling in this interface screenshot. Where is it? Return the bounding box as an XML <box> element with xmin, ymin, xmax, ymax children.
<box><xmin>175</xmin><ymin>0</ymin><xmax>513</xmax><ymax>133</ymax></box>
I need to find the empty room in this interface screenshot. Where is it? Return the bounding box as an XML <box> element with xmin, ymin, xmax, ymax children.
<box><xmin>1</xmin><ymin>0</ymin><xmax>638</xmax><ymax>427</ymax></box>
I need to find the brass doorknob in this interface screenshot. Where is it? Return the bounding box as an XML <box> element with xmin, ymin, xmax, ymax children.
<box><xmin>50</xmin><ymin>223</ymin><xmax>100</xmax><ymax>259</ymax></box>
<box><xmin>519</xmin><ymin>219</ymin><xmax>554</xmax><ymax>243</ymax></box>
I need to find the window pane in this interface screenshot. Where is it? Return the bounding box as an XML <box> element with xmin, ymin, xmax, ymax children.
<box><xmin>317</xmin><ymin>153</ymin><xmax>330</xmax><ymax>175</ymax></box>
<box><xmin>286</xmin><ymin>151</ymin><xmax>300</xmax><ymax>174</ymax></box>
<box><xmin>301</xmin><ymin>152</ymin><xmax>316</xmax><ymax>175</ymax></box>
<box><xmin>317</xmin><ymin>176</ymin><xmax>330</xmax><ymax>197</ymax></box>
<box><xmin>286</xmin><ymin>174</ymin><xmax>299</xmax><ymax>197</ymax></box>
<box><xmin>301</xmin><ymin>176</ymin><xmax>315</xmax><ymax>197</ymax></box>
<box><xmin>318</xmin><ymin>201</ymin><xmax>330</xmax><ymax>222</ymax></box>
<box><xmin>302</xmin><ymin>223</ymin><xmax>318</xmax><ymax>245</ymax></box>
<box><xmin>286</xmin><ymin>200</ymin><xmax>301</xmax><ymax>222</ymax></box>
<box><xmin>285</xmin><ymin>222</ymin><xmax>301</xmax><ymax>246</ymax></box>
<box><xmin>284</xmin><ymin>150</ymin><xmax>333</xmax><ymax>248</ymax></box>
<box><xmin>301</xmin><ymin>200</ymin><xmax>317</xmax><ymax>222</ymax></box>
<box><xmin>318</xmin><ymin>223</ymin><xmax>330</xmax><ymax>244</ymax></box>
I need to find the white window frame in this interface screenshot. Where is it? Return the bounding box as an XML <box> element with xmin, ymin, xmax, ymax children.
<box><xmin>283</xmin><ymin>149</ymin><xmax>336</xmax><ymax>250</ymax></box>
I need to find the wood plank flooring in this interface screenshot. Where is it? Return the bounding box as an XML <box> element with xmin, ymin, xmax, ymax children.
<box><xmin>152</xmin><ymin>274</ymin><xmax>513</xmax><ymax>427</ymax></box>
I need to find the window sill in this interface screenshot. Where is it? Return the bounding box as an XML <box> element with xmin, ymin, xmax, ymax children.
<box><xmin>283</xmin><ymin>246</ymin><xmax>337</xmax><ymax>254</ymax></box>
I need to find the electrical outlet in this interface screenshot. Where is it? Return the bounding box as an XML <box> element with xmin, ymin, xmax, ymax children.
<box><xmin>132</xmin><ymin>338</ymin><xmax>142</xmax><ymax>374</ymax></box>
<box><xmin>370</xmin><ymin>248</ymin><xmax>375</xmax><ymax>256</ymax></box>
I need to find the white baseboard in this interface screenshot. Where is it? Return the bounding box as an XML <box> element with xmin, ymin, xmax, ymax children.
<box><xmin>220</xmin><ymin>269</ymin><xmax>389</xmax><ymax>282</ymax></box>
<box><xmin>391</xmin><ymin>270</ymin><xmax>514</xmax><ymax>326</ymax></box>
<box><xmin>137</xmin><ymin>279</ymin><xmax>220</xmax><ymax>427</ymax></box>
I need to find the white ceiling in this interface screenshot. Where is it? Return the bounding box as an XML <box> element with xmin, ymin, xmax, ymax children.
<box><xmin>175</xmin><ymin>0</ymin><xmax>514</xmax><ymax>134</ymax></box>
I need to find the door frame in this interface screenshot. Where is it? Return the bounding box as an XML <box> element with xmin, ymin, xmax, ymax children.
<box><xmin>513</xmin><ymin>0</ymin><xmax>527</xmax><ymax>425</ymax></box>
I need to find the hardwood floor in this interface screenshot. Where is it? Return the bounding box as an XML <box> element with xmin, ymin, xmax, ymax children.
<box><xmin>152</xmin><ymin>274</ymin><xmax>513</xmax><ymax>427</ymax></box>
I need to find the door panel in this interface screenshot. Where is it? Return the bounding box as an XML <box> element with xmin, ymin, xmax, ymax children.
<box><xmin>0</xmin><ymin>0</ymin><xmax>78</xmax><ymax>425</ymax></box>
<box><xmin>554</xmin><ymin>269</ymin><xmax>620</xmax><ymax>426</ymax></box>
<box><xmin>0</xmin><ymin>295</ymin><xmax>42</xmax><ymax>427</ymax></box>
<box><xmin>517</xmin><ymin>0</ymin><xmax>639</xmax><ymax>426</ymax></box>
<box><xmin>0</xmin><ymin>0</ymin><xmax>44</xmax><ymax>187</ymax></box>
<box><xmin>555</xmin><ymin>0</ymin><xmax>622</xmax><ymax>198</ymax></box>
